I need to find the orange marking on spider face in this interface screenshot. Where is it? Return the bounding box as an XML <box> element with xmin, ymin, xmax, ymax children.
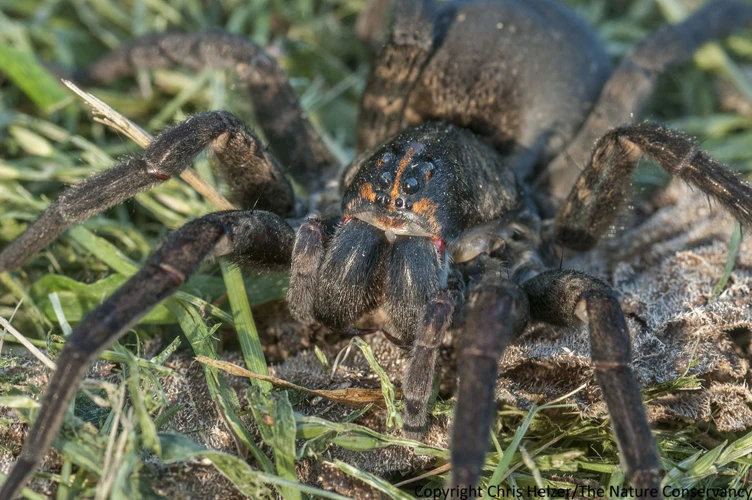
<box><xmin>390</xmin><ymin>148</ymin><xmax>416</xmax><ymax>205</ymax></box>
<box><xmin>345</xmin><ymin>198</ymin><xmax>358</xmax><ymax>213</ymax></box>
<box><xmin>359</xmin><ymin>182</ymin><xmax>377</xmax><ymax>203</ymax></box>
<box><xmin>410</xmin><ymin>198</ymin><xmax>441</xmax><ymax>232</ymax></box>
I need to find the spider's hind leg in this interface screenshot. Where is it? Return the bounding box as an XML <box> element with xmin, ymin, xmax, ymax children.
<box><xmin>79</xmin><ymin>32</ymin><xmax>338</xmax><ymax>189</ymax></box>
<box><xmin>543</xmin><ymin>0</ymin><xmax>752</xmax><ymax>199</ymax></box>
<box><xmin>0</xmin><ymin>210</ymin><xmax>295</xmax><ymax>500</ymax></box>
<box><xmin>357</xmin><ymin>0</ymin><xmax>436</xmax><ymax>151</ymax></box>
<box><xmin>0</xmin><ymin>111</ymin><xmax>294</xmax><ymax>272</ymax></box>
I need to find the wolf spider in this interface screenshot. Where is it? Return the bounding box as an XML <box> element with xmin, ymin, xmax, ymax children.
<box><xmin>2</xmin><ymin>0</ymin><xmax>752</xmax><ymax>498</ymax></box>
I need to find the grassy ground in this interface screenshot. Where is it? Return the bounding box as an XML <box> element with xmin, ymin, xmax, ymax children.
<box><xmin>1</xmin><ymin>0</ymin><xmax>752</xmax><ymax>498</ymax></box>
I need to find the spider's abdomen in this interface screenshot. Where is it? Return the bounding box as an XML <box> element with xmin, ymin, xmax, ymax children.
<box><xmin>359</xmin><ymin>0</ymin><xmax>612</xmax><ymax>179</ymax></box>
<box><xmin>342</xmin><ymin>122</ymin><xmax>520</xmax><ymax>241</ymax></box>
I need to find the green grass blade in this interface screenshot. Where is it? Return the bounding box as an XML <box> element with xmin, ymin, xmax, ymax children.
<box><xmin>0</xmin><ymin>43</ymin><xmax>69</xmax><ymax>113</ymax></box>
<box><xmin>488</xmin><ymin>404</ymin><xmax>540</xmax><ymax>487</ymax></box>
<box><xmin>352</xmin><ymin>337</ymin><xmax>401</xmax><ymax>428</ymax></box>
<box><xmin>120</xmin><ymin>345</ymin><xmax>161</xmax><ymax>457</ymax></box>
<box><xmin>31</xmin><ymin>274</ymin><xmax>173</xmax><ymax>324</ymax></box>
<box><xmin>159</xmin><ymin>433</ymin><xmax>351</xmax><ymax>500</ymax></box>
<box><xmin>296</xmin><ymin>414</ymin><xmax>448</xmax><ymax>458</ymax></box>
<box><xmin>249</xmin><ymin>389</ymin><xmax>301</xmax><ymax>500</ymax></box>
<box><xmin>165</xmin><ymin>299</ymin><xmax>275</xmax><ymax>474</ymax></box>
<box><xmin>713</xmin><ymin>221</ymin><xmax>742</xmax><ymax>297</ymax></box>
<box><xmin>718</xmin><ymin>429</ymin><xmax>752</xmax><ymax>465</ymax></box>
<box><xmin>334</xmin><ymin>460</ymin><xmax>414</xmax><ymax>500</ymax></box>
<box><xmin>220</xmin><ymin>261</ymin><xmax>271</xmax><ymax>391</ymax></box>
<box><xmin>67</xmin><ymin>226</ymin><xmax>139</xmax><ymax>275</ymax></box>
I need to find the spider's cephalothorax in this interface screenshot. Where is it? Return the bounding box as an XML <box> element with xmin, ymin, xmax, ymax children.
<box><xmin>292</xmin><ymin>124</ymin><xmax>523</xmax><ymax>341</ymax></box>
<box><xmin>2</xmin><ymin>0</ymin><xmax>752</xmax><ymax>498</ymax></box>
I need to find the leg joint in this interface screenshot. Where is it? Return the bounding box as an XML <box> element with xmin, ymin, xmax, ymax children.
<box><xmin>675</xmin><ymin>145</ymin><xmax>700</xmax><ymax>175</ymax></box>
<box><xmin>593</xmin><ymin>360</ymin><xmax>632</xmax><ymax>371</ymax></box>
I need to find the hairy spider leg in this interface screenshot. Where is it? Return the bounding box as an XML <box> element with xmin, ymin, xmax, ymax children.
<box><xmin>355</xmin><ymin>0</ymin><xmax>394</xmax><ymax>49</ymax></box>
<box><xmin>402</xmin><ymin>288</ymin><xmax>458</xmax><ymax>438</ymax></box>
<box><xmin>556</xmin><ymin>122</ymin><xmax>752</xmax><ymax>251</ymax></box>
<box><xmin>357</xmin><ymin>0</ymin><xmax>436</xmax><ymax>151</ymax></box>
<box><xmin>522</xmin><ymin>271</ymin><xmax>662</xmax><ymax>496</ymax></box>
<box><xmin>0</xmin><ymin>111</ymin><xmax>294</xmax><ymax>273</ymax></box>
<box><xmin>449</xmin><ymin>267</ymin><xmax>529</xmax><ymax>491</ymax></box>
<box><xmin>0</xmin><ymin>210</ymin><xmax>295</xmax><ymax>500</ymax></box>
<box><xmin>542</xmin><ymin>0</ymin><xmax>752</xmax><ymax>200</ymax></box>
<box><xmin>80</xmin><ymin>32</ymin><xmax>338</xmax><ymax>189</ymax></box>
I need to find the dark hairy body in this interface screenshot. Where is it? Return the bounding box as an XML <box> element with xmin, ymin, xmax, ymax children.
<box><xmin>2</xmin><ymin>0</ymin><xmax>752</xmax><ymax>498</ymax></box>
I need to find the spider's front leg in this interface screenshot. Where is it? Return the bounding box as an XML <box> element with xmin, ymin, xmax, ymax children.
<box><xmin>0</xmin><ymin>210</ymin><xmax>295</xmax><ymax>500</ymax></box>
<box><xmin>555</xmin><ymin>122</ymin><xmax>752</xmax><ymax>251</ymax></box>
<box><xmin>0</xmin><ymin>111</ymin><xmax>294</xmax><ymax>272</ymax></box>
<box><xmin>522</xmin><ymin>271</ymin><xmax>662</xmax><ymax>496</ymax></box>
<box><xmin>449</xmin><ymin>260</ymin><xmax>530</xmax><ymax>491</ymax></box>
<box><xmin>402</xmin><ymin>284</ymin><xmax>462</xmax><ymax>438</ymax></box>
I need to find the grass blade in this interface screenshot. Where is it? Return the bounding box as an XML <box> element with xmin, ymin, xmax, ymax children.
<box><xmin>248</xmin><ymin>389</ymin><xmax>301</xmax><ymax>500</ymax></box>
<box><xmin>0</xmin><ymin>43</ymin><xmax>69</xmax><ymax>113</ymax></box>
<box><xmin>220</xmin><ymin>261</ymin><xmax>270</xmax><ymax>391</ymax></box>
<box><xmin>159</xmin><ymin>433</ymin><xmax>351</xmax><ymax>500</ymax></box>
<box><xmin>713</xmin><ymin>220</ymin><xmax>742</xmax><ymax>296</ymax></box>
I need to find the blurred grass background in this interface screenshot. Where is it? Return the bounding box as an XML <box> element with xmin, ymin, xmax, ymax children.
<box><xmin>0</xmin><ymin>0</ymin><xmax>751</xmax><ymax>498</ymax></box>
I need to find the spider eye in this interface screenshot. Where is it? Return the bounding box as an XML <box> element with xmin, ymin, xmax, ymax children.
<box><xmin>418</xmin><ymin>161</ymin><xmax>435</xmax><ymax>181</ymax></box>
<box><xmin>403</xmin><ymin>177</ymin><xmax>420</xmax><ymax>194</ymax></box>
<box><xmin>380</xmin><ymin>152</ymin><xmax>395</xmax><ymax>166</ymax></box>
<box><xmin>379</xmin><ymin>171</ymin><xmax>393</xmax><ymax>187</ymax></box>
